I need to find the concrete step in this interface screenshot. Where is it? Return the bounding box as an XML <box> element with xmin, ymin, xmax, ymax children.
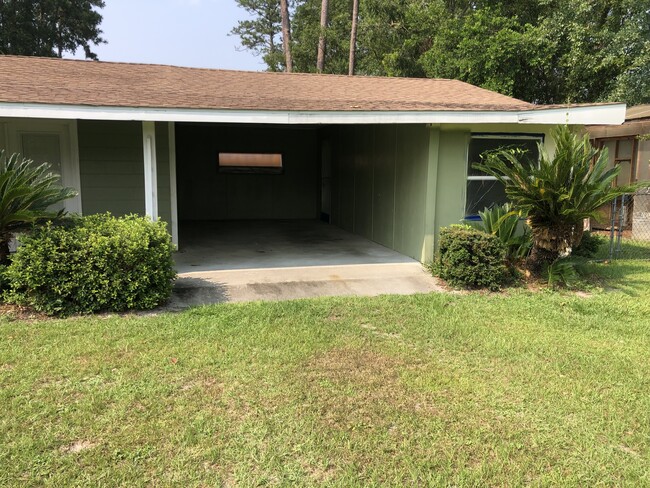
<box><xmin>167</xmin><ymin>263</ymin><xmax>443</xmax><ymax>308</ymax></box>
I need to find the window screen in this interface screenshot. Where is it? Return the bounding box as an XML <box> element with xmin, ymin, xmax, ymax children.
<box><xmin>465</xmin><ymin>136</ymin><xmax>542</xmax><ymax>216</ymax></box>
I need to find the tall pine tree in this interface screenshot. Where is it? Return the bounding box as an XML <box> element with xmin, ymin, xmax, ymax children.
<box><xmin>231</xmin><ymin>0</ymin><xmax>285</xmax><ymax>72</ymax></box>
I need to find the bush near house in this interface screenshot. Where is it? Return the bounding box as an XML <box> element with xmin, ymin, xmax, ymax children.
<box><xmin>4</xmin><ymin>213</ymin><xmax>176</xmax><ymax>316</ymax></box>
<box><xmin>477</xmin><ymin>203</ymin><xmax>532</xmax><ymax>264</ymax></box>
<box><xmin>474</xmin><ymin>126</ymin><xmax>639</xmax><ymax>273</ymax></box>
<box><xmin>435</xmin><ymin>225</ymin><xmax>509</xmax><ymax>291</ymax></box>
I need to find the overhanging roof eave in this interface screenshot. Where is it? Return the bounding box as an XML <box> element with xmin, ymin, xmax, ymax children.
<box><xmin>0</xmin><ymin>102</ymin><xmax>627</xmax><ymax>126</ymax></box>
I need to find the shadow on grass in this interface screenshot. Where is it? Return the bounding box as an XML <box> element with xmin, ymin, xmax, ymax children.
<box><xmin>162</xmin><ymin>276</ymin><xmax>230</xmax><ymax>311</ymax></box>
<box><xmin>581</xmin><ymin>260</ymin><xmax>650</xmax><ymax>297</ymax></box>
<box><xmin>594</xmin><ymin>238</ymin><xmax>650</xmax><ymax>261</ymax></box>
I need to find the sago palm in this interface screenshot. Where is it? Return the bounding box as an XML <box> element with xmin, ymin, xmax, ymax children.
<box><xmin>0</xmin><ymin>151</ymin><xmax>77</xmax><ymax>264</ymax></box>
<box><xmin>474</xmin><ymin>125</ymin><xmax>639</xmax><ymax>270</ymax></box>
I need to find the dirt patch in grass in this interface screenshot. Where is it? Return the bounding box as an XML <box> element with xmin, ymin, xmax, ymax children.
<box><xmin>0</xmin><ymin>303</ymin><xmax>51</xmax><ymax>322</ymax></box>
<box><xmin>179</xmin><ymin>376</ymin><xmax>225</xmax><ymax>398</ymax></box>
<box><xmin>60</xmin><ymin>440</ymin><xmax>98</xmax><ymax>454</ymax></box>
<box><xmin>301</xmin><ymin>461</ymin><xmax>338</xmax><ymax>483</ymax></box>
<box><xmin>299</xmin><ymin>348</ymin><xmax>440</xmax><ymax>431</ymax></box>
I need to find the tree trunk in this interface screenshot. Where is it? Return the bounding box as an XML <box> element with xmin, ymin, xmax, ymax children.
<box><xmin>348</xmin><ymin>0</ymin><xmax>359</xmax><ymax>76</ymax></box>
<box><xmin>280</xmin><ymin>0</ymin><xmax>293</xmax><ymax>73</ymax></box>
<box><xmin>317</xmin><ymin>0</ymin><xmax>329</xmax><ymax>73</ymax></box>
<box><xmin>526</xmin><ymin>245</ymin><xmax>559</xmax><ymax>276</ymax></box>
<box><xmin>526</xmin><ymin>222</ymin><xmax>583</xmax><ymax>275</ymax></box>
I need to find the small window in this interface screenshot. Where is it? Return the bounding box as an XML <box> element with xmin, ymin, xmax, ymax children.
<box><xmin>613</xmin><ymin>138</ymin><xmax>636</xmax><ymax>186</ymax></box>
<box><xmin>465</xmin><ymin>135</ymin><xmax>542</xmax><ymax>217</ymax></box>
<box><xmin>218</xmin><ymin>153</ymin><xmax>283</xmax><ymax>174</ymax></box>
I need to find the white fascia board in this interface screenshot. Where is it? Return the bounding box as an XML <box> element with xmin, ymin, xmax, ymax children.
<box><xmin>0</xmin><ymin>101</ymin><xmax>626</xmax><ymax>126</ymax></box>
<box><xmin>0</xmin><ymin>103</ymin><xmax>520</xmax><ymax>124</ymax></box>
<box><xmin>517</xmin><ymin>103</ymin><xmax>626</xmax><ymax>125</ymax></box>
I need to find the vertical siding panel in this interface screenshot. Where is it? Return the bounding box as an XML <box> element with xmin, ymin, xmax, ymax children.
<box><xmin>78</xmin><ymin>120</ymin><xmax>145</xmax><ymax>216</ymax></box>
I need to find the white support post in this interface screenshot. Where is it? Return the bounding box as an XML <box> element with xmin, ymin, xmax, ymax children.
<box><xmin>168</xmin><ymin>122</ymin><xmax>179</xmax><ymax>248</ymax></box>
<box><xmin>142</xmin><ymin>121</ymin><xmax>158</xmax><ymax>220</ymax></box>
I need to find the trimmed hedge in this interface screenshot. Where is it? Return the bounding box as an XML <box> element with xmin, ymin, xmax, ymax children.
<box><xmin>5</xmin><ymin>213</ymin><xmax>176</xmax><ymax>316</ymax></box>
<box><xmin>436</xmin><ymin>224</ymin><xmax>508</xmax><ymax>291</ymax></box>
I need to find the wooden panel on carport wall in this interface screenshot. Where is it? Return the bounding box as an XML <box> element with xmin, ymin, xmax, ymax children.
<box><xmin>353</xmin><ymin>125</ymin><xmax>374</xmax><ymax>240</ymax></box>
<box><xmin>393</xmin><ymin>125</ymin><xmax>430</xmax><ymax>259</ymax></box>
<box><xmin>331</xmin><ymin>124</ymin><xmax>431</xmax><ymax>261</ymax></box>
<box><xmin>372</xmin><ymin>125</ymin><xmax>397</xmax><ymax>250</ymax></box>
<box><xmin>336</xmin><ymin>127</ymin><xmax>355</xmax><ymax>232</ymax></box>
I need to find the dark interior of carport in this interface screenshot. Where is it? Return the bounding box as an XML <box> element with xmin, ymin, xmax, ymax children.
<box><xmin>172</xmin><ymin>122</ymin><xmax>431</xmax><ymax>272</ymax></box>
<box><xmin>176</xmin><ymin>123</ymin><xmax>322</xmax><ymax>222</ymax></box>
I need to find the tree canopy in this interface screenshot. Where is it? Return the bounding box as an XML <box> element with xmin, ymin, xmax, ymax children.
<box><xmin>232</xmin><ymin>0</ymin><xmax>650</xmax><ymax>105</ymax></box>
<box><xmin>0</xmin><ymin>0</ymin><xmax>106</xmax><ymax>60</ymax></box>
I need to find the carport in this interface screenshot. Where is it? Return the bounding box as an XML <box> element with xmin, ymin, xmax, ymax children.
<box><xmin>169</xmin><ymin>121</ymin><xmax>442</xmax><ymax>304</ymax></box>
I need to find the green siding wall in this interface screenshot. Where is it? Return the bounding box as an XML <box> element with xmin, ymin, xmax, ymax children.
<box><xmin>176</xmin><ymin>124</ymin><xmax>320</xmax><ymax>220</ymax></box>
<box><xmin>329</xmin><ymin>124</ymin><xmax>433</xmax><ymax>261</ymax></box>
<box><xmin>433</xmin><ymin>130</ymin><xmax>470</xmax><ymax>233</ymax></box>
<box><xmin>431</xmin><ymin>125</ymin><xmax>556</xmax><ymax>252</ymax></box>
<box><xmin>330</xmin><ymin>124</ymin><xmax>556</xmax><ymax>263</ymax></box>
<box><xmin>79</xmin><ymin>120</ymin><xmax>145</xmax><ymax>216</ymax></box>
<box><xmin>78</xmin><ymin>120</ymin><xmax>172</xmax><ymax>225</ymax></box>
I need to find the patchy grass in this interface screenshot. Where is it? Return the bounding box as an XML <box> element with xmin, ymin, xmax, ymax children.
<box><xmin>1</xmin><ymin>260</ymin><xmax>650</xmax><ymax>486</ymax></box>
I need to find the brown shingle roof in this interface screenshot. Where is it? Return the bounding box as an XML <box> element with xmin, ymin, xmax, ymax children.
<box><xmin>0</xmin><ymin>55</ymin><xmax>534</xmax><ymax>112</ymax></box>
<box><xmin>626</xmin><ymin>104</ymin><xmax>650</xmax><ymax>121</ymax></box>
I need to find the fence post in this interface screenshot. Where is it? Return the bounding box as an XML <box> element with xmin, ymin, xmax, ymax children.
<box><xmin>609</xmin><ymin>196</ymin><xmax>618</xmax><ymax>260</ymax></box>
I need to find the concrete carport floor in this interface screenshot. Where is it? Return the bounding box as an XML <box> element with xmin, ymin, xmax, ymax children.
<box><xmin>168</xmin><ymin>220</ymin><xmax>443</xmax><ymax>308</ymax></box>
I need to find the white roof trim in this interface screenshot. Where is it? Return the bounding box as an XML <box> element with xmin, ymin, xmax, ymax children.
<box><xmin>0</xmin><ymin>101</ymin><xmax>626</xmax><ymax>125</ymax></box>
<box><xmin>517</xmin><ymin>104</ymin><xmax>626</xmax><ymax>125</ymax></box>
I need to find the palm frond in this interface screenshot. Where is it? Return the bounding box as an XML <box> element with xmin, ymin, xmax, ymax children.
<box><xmin>0</xmin><ymin>150</ymin><xmax>77</xmax><ymax>243</ymax></box>
<box><xmin>474</xmin><ymin>126</ymin><xmax>647</xmax><ymax>231</ymax></box>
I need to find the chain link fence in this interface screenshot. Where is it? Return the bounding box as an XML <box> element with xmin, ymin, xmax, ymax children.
<box><xmin>604</xmin><ymin>189</ymin><xmax>650</xmax><ymax>260</ymax></box>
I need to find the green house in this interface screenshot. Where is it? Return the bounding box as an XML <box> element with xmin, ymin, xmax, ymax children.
<box><xmin>0</xmin><ymin>56</ymin><xmax>625</xmax><ymax>265</ymax></box>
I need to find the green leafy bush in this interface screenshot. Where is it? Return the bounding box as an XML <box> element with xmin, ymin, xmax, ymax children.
<box><xmin>5</xmin><ymin>213</ymin><xmax>176</xmax><ymax>316</ymax></box>
<box><xmin>572</xmin><ymin>231</ymin><xmax>606</xmax><ymax>258</ymax></box>
<box><xmin>0</xmin><ymin>264</ymin><xmax>8</xmax><ymax>293</ymax></box>
<box><xmin>435</xmin><ymin>225</ymin><xmax>509</xmax><ymax>291</ymax></box>
<box><xmin>478</xmin><ymin>203</ymin><xmax>532</xmax><ymax>263</ymax></box>
<box><xmin>544</xmin><ymin>257</ymin><xmax>579</xmax><ymax>288</ymax></box>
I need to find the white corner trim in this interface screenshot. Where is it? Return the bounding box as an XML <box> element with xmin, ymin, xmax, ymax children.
<box><xmin>168</xmin><ymin>122</ymin><xmax>178</xmax><ymax>248</ymax></box>
<box><xmin>0</xmin><ymin>102</ymin><xmax>627</xmax><ymax>126</ymax></box>
<box><xmin>142</xmin><ymin>121</ymin><xmax>158</xmax><ymax>220</ymax></box>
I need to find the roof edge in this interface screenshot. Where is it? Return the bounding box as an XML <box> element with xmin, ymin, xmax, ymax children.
<box><xmin>0</xmin><ymin>101</ymin><xmax>626</xmax><ymax>126</ymax></box>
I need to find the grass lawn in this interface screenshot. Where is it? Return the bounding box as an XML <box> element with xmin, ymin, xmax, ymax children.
<box><xmin>2</xmin><ymin>260</ymin><xmax>650</xmax><ymax>486</ymax></box>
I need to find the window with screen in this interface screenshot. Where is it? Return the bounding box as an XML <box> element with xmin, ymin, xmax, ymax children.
<box><xmin>465</xmin><ymin>135</ymin><xmax>542</xmax><ymax>217</ymax></box>
<box><xmin>218</xmin><ymin>153</ymin><xmax>283</xmax><ymax>174</ymax></box>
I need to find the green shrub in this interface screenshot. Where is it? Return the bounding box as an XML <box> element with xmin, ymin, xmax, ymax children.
<box><xmin>544</xmin><ymin>257</ymin><xmax>579</xmax><ymax>288</ymax></box>
<box><xmin>436</xmin><ymin>225</ymin><xmax>509</xmax><ymax>291</ymax></box>
<box><xmin>5</xmin><ymin>213</ymin><xmax>176</xmax><ymax>316</ymax></box>
<box><xmin>0</xmin><ymin>264</ymin><xmax>9</xmax><ymax>293</ymax></box>
<box><xmin>572</xmin><ymin>231</ymin><xmax>606</xmax><ymax>258</ymax></box>
<box><xmin>478</xmin><ymin>203</ymin><xmax>532</xmax><ymax>263</ymax></box>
